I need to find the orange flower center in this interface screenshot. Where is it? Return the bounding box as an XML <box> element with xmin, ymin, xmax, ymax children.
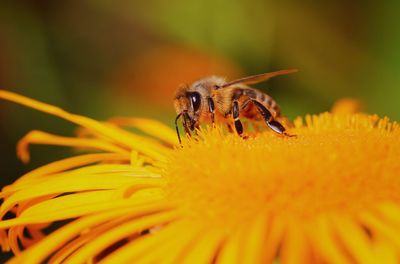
<box><xmin>164</xmin><ymin>114</ymin><xmax>400</xmax><ymax>228</ymax></box>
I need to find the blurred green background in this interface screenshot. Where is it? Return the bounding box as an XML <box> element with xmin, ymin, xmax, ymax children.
<box><xmin>1</xmin><ymin>1</ymin><xmax>400</xmax><ymax>193</ymax></box>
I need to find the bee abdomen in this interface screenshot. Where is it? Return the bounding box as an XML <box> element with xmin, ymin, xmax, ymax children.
<box><xmin>254</xmin><ymin>90</ymin><xmax>281</xmax><ymax>117</ymax></box>
<box><xmin>236</xmin><ymin>88</ymin><xmax>281</xmax><ymax>117</ymax></box>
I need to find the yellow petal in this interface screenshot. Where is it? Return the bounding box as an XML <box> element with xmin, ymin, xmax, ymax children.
<box><xmin>15</xmin><ymin>153</ymin><xmax>129</xmax><ymax>182</ymax></box>
<box><xmin>7</xmin><ymin>203</ymin><xmax>172</xmax><ymax>264</ymax></box>
<box><xmin>8</xmin><ymin>227</ymin><xmax>21</xmax><ymax>255</ymax></box>
<box><xmin>216</xmin><ymin>229</ymin><xmax>241</xmax><ymax>264</ymax></box>
<box><xmin>0</xmin><ymin>230</ymin><xmax>10</xmax><ymax>251</ymax></box>
<box><xmin>216</xmin><ymin>217</ymin><xmax>269</xmax><ymax>264</ymax></box>
<box><xmin>48</xmin><ymin>233</ymin><xmax>93</xmax><ymax>264</ymax></box>
<box><xmin>280</xmin><ymin>220</ymin><xmax>311</xmax><ymax>264</ymax></box>
<box><xmin>241</xmin><ymin>213</ymin><xmax>270</xmax><ymax>263</ymax></box>
<box><xmin>0</xmin><ymin>178</ymin><xmax>163</xmax><ymax>227</ymax></box>
<box><xmin>101</xmin><ymin>220</ymin><xmax>188</xmax><ymax>263</ymax></box>
<box><xmin>332</xmin><ymin>215</ymin><xmax>375</xmax><ymax>264</ymax></box>
<box><xmin>264</xmin><ymin>217</ymin><xmax>287</xmax><ymax>263</ymax></box>
<box><xmin>64</xmin><ymin>210</ymin><xmax>180</xmax><ymax>263</ymax></box>
<box><xmin>146</xmin><ymin>223</ymin><xmax>201</xmax><ymax>264</ymax></box>
<box><xmin>2</xmin><ymin>164</ymin><xmax>159</xmax><ymax>196</ymax></box>
<box><xmin>179</xmin><ymin>228</ymin><xmax>224</xmax><ymax>264</ymax></box>
<box><xmin>358</xmin><ymin>212</ymin><xmax>400</xmax><ymax>249</ymax></box>
<box><xmin>108</xmin><ymin>117</ymin><xmax>178</xmax><ymax>146</ymax></box>
<box><xmin>372</xmin><ymin>237</ymin><xmax>399</xmax><ymax>264</ymax></box>
<box><xmin>20</xmin><ymin>190</ymin><xmax>127</xmax><ymax>219</ymax></box>
<box><xmin>0</xmin><ymin>90</ymin><xmax>169</xmax><ymax>161</ymax></box>
<box><xmin>47</xmin><ymin>209</ymin><xmax>146</xmax><ymax>264</ymax></box>
<box><xmin>376</xmin><ymin>202</ymin><xmax>400</xmax><ymax>228</ymax></box>
<box><xmin>308</xmin><ymin>215</ymin><xmax>351</xmax><ymax>264</ymax></box>
<box><xmin>20</xmin><ymin>188</ymin><xmax>165</xmax><ymax>223</ymax></box>
<box><xmin>17</xmin><ymin>130</ymin><xmax>129</xmax><ymax>163</ymax></box>
<box><xmin>8</xmin><ymin>224</ymin><xmax>45</xmax><ymax>254</ymax></box>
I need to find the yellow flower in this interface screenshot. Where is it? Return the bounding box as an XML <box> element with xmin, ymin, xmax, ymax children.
<box><xmin>0</xmin><ymin>90</ymin><xmax>400</xmax><ymax>264</ymax></box>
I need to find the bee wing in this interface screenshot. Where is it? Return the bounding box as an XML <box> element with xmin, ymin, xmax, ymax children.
<box><xmin>221</xmin><ymin>69</ymin><xmax>298</xmax><ymax>88</ymax></box>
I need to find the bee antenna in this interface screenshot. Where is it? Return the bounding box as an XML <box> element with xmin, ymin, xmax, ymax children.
<box><xmin>175</xmin><ymin>113</ymin><xmax>183</xmax><ymax>145</ymax></box>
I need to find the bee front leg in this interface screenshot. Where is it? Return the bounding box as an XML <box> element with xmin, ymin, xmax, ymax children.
<box><xmin>207</xmin><ymin>97</ymin><xmax>215</xmax><ymax>126</ymax></box>
<box><xmin>182</xmin><ymin>112</ymin><xmax>192</xmax><ymax>137</ymax></box>
<box><xmin>183</xmin><ymin>123</ymin><xmax>192</xmax><ymax>137</ymax></box>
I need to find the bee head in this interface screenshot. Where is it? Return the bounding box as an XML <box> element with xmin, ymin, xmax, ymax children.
<box><xmin>173</xmin><ymin>85</ymin><xmax>203</xmax><ymax>131</ymax></box>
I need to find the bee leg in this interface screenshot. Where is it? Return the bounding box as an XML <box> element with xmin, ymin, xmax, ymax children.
<box><xmin>252</xmin><ymin>100</ymin><xmax>294</xmax><ymax>137</ymax></box>
<box><xmin>207</xmin><ymin>97</ymin><xmax>215</xmax><ymax>126</ymax></box>
<box><xmin>241</xmin><ymin>98</ymin><xmax>252</xmax><ymax>110</ymax></box>
<box><xmin>252</xmin><ymin>100</ymin><xmax>272</xmax><ymax>122</ymax></box>
<box><xmin>175</xmin><ymin>113</ymin><xmax>183</xmax><ymax>145</ymax></box>
<box><xmin>233</xmin><ymin>100</ymin><xmax>244</xmax><ymax>136</ymax></box>
<box><xmin>267</xmin><ymin>119</ymin><xmax>295</xmax><ymax>137</ymax></box>
<box><xmin>183</xmin><ymin>123</ymin><xmax>192</xmax><ymax>137</ymax></box>
<box><xmin>182</xmin><ymin>112</ymin><xmax>192</xmax><ymax>137</ymax></box>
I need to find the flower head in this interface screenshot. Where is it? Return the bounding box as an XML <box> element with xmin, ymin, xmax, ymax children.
<box><xmin>0</xmin><ymin>90</ymin><xmax>399</xmax><ymax>263</ymax></box>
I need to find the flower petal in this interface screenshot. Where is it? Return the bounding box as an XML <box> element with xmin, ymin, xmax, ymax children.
<box><xmin>264</xmin><ymin>217</ymin><xmax>287</xmax><ymax>263</ymax></box>
<box><xmin>376</xmin><ymin>202</ymin><xmax>400</xmax><ymax>228</ymax></box>
<box><xmin>281</xmin><ymin>220</ymin><xmax>311</xmax><ymax>264</ymax></box>
<box><xmin>241</xmin><ymin>213</ymin><xmax>270</xmax><ymax>263</ymax></box>
<box><xmin>359</xmin><ymin>212</ymin><xmax>400</xmax><ymax>249</ymax></box>
<box><xmin>0</xmin><ymin>90</ymin><xmax>169</xmax><ymax>161</ymax></box>
<box><xmin>0</xmin><ymin>177</ymin><xmax>163</xmax><ymax>225</ymax></box>
<box><xmin>17</xmin><ymin>130</ymin><xmax>129</xmax><ymax>163</ymax></box>
<box><xmin>101</xmin><ymin>220</ymin><xmax>189</xmax><ymax>263</ymax></box>
<box><xmin>6</xmin><ymin>203</ymin><xmax>173</xmax><ymax>264</ymax></box>
<box><xmin>108</xmin><ymin>117</ymin><xmax>178</xmax><ymax>145</ymax></box>
<box><xmin>179</xmin><ymin>228</ymin><xmax>224</xmax><ymax>263</ymax></box>
<box><xmin>1</xmin><ymin>164</ymin><xmax>158</xmax><ymax>197</ymax></box>
<box><xmin>332</xmin><ymin>215</ymin><xmax>375</xmax><ymax>264</ymax></box>
<box><xmin>64</xmin><ymin>210</ymin><xmax>180</xmax><ymax>263</ymax></box>
<box><xmin>308</xmin><ymin>215</ymin><xmax>351</xmax><ymax>264</ymax></box>
<box><xmin>16</xmin><ymin>153</ymin><xmax>130</xmax><ymax>181</ymax></box>
<box><xmin>217</xmin><ymin>229</ymin><xmax>241</xmax><ymax>264</ymax></box>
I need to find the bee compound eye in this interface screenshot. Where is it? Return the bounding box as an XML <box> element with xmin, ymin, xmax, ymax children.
<box><xmin>189</xmin><ymin>92</ymin><xmax>201</xmax><ymax>111</ymax></box>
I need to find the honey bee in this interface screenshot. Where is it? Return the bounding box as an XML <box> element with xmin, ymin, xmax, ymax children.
<box><xmin>173</xmin><ymin>69</ymin><xmax>297</xmax><ymax>143</ymax></box>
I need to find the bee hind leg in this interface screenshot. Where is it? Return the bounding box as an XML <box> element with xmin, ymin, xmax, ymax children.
<box><xmin>267</xmin><ymin>119</ymin><xmax>296</xmax><ymax>137</ymax></box>
<box><xmin>252</xmin><ymin>100</ymin><xmax>295</xmax><ymax>137</ymax></box>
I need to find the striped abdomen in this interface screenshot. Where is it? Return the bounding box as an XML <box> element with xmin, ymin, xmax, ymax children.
<box><xmin>238</xmin><ymin>88</ymin><xmax>281</xmax><ymax>118</ymax></box>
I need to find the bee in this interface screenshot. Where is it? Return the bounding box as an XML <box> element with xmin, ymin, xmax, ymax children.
<box><xmin>173</xmin><ymin>69</ymin><xmax>297</xmax><ymax>144</ymax></box>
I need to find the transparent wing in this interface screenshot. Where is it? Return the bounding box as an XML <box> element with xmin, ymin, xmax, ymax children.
<box><xmin>221</xmin><ymin>69</ymin><xmax>298</xmax><ymax>88</ymax></box>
